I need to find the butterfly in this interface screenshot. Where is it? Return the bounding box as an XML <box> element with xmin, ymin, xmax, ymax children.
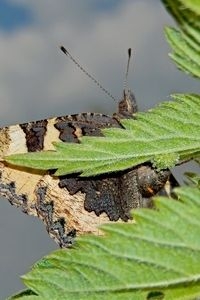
<box><xmin>0</xmin><ymin>47</ymin><xmax>178</xmax><ymax>247</ymax></box>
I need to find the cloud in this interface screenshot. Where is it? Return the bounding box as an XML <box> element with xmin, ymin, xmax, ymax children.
<box><xmin>0</xmin><ymin>0</ymin><xmax>199</xmax><ymax>126</ymax></box>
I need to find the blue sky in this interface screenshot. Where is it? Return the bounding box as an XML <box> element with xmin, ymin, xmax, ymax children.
<box><xmin>0</xmin><ymin>1</ymin><xmax>199</xmax><ymax>298</ymax></box>
<box><xmin>2</xmin><ymin>0</ymin><xmax>199</xmax><ymax>127</ymax></box>
<box><xmin>0</xmin><ymin>0</ymin><xmax>32</xmax><ymax>31</ymax></box>
<box><xmin>0</xmin><ymin>0</ymin><xmax>122</xmax><ymax>32</ymax></box>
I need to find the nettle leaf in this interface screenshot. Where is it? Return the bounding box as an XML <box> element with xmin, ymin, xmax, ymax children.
<box><xmin>8</xmin><ymin>289</ymin><xmax>38</xmax><ymax>300</ymax></box>
<box><xmin>184</xmin><ymin>172</ymin><xmax>200</xmax><ymax>187</ymax></box>
<box><xmin>5</xmin><ymin>94</ymin><xmax>200</xmax><ymax>176</ymax></box>
<box><xmin>163</xmin><ymin>0</ymin><xmax>200</xmax><ymax>78</ymax></box>
<box><xmin>8</xmin><ymin>187</ymin><xmax>200</xmax><ymax>300</ymax></box>
<box><xmin>179</xmin><ymin>0</ymin><xmax>200</xmax><ymax>14</ymax></box>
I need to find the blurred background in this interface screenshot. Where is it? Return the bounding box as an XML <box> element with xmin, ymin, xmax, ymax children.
<box><xmin>0</xmin><ymin>0</ymin><xmax>199</xmax><ymax>298</ymax></box>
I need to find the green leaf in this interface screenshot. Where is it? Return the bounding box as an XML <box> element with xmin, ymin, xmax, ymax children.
<box><xmin>163</xmin><ymin>0</ymin><xmax>200</xmax><ymax>78</ymax></box>
<box><xmin>5</xmin><ymin>94</ymin><xmax>200</xmax><ymax>176</ymax></box>
<box><xmin>180</xmin><ymin>0</ymin><xmax>200</xmax><ymax>15</ymax></box>
<box><xmin>152</xmin><ymin>152</ymin><xmax>180</xmax><ymax>170</ymax></box>
<box><xmin>7</xmin><ymin>289</ymin><xmax>38</xmax><ymax>300</ymax></box>
<box><xmin>184</xmin><ymin>172</ymin><xmax>200</xmax><ymax>187</ymax></box>
<box><xmin>8</xmin><ymin>187</ymin><xmax>200</xmax><ymax>299</ymax></box>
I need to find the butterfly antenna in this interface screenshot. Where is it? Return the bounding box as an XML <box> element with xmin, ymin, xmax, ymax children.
<box><xmin>60</xmin><ymin>46</ymin><xmax>117</xmax><ymax>102</ymax></box>
<box><xmin>123</xmin><ymin>48</ymin><xmax>132</xmax><ymax>93</ymax></box>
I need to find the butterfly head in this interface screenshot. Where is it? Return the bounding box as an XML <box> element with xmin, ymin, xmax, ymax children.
<box><xmin>117</xmin><ymin>89</ymin><xmax>137</xmax><ymax>118</ymax></box>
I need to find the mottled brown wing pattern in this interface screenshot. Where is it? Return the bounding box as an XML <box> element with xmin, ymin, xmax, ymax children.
<box><xmin>0</xmin><ymin>91</ymin><xmax>176</xmax><ymax>247</ymax></box>
<box><xmin>0</xmin><ymin>113</ymin><xmax>120</xmax><ymax>247</ymax></box>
